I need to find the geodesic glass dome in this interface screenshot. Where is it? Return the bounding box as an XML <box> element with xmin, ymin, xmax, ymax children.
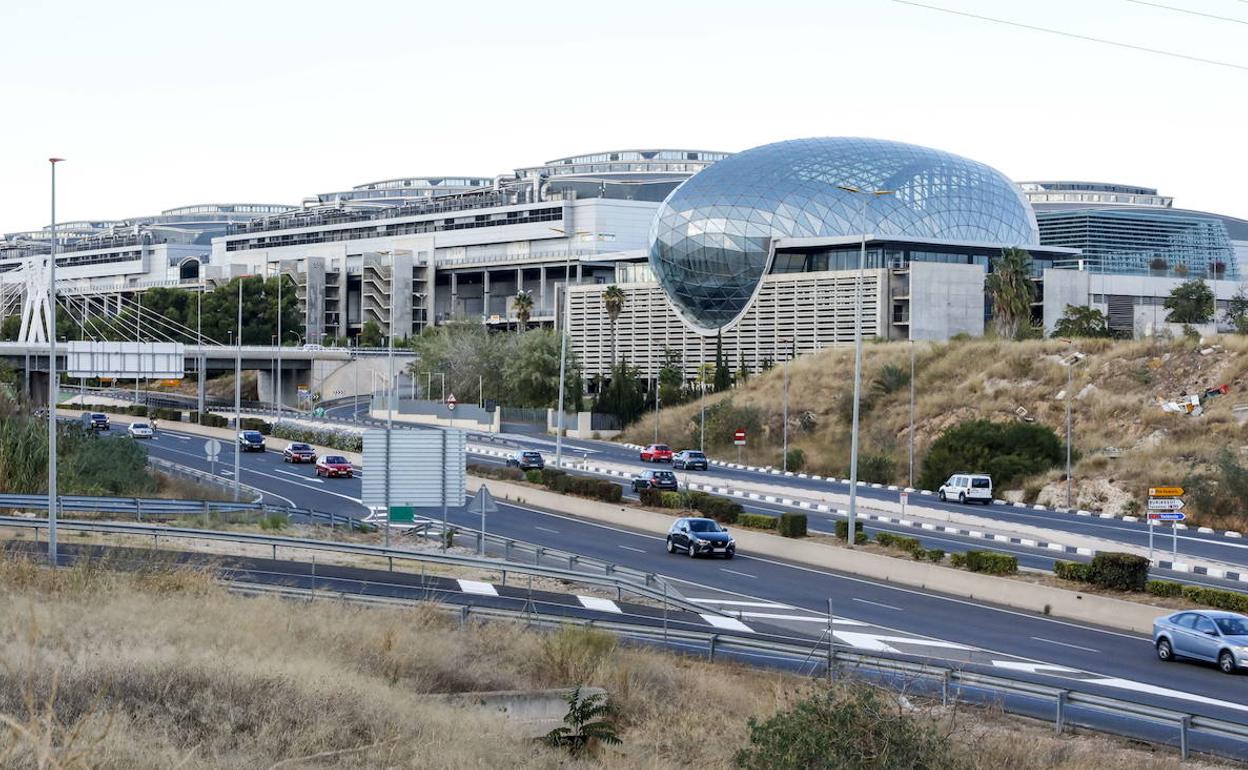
<box><xmin>648</xmin><ymin>137</ymin><xmax>1039</xmax><ymax>333</ymax></box>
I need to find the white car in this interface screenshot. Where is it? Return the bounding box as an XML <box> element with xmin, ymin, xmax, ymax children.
<box><xmin>938</xmin><ymin>473</ymin><xmax>993</xmax><ymax>504</ymax></box>
<box><xmin>127</xmin><ymin>422</ymin><xmax>155</xmax><ymax>439</ymax></box>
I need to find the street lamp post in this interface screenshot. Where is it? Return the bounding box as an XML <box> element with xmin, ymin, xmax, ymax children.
<box><xmin>47</xmin><ymin>157</ymin><xmax>64</xmax><ymax>567</ymax></box>
<box><xmin>908</xmin><ymin>340</ymin><xmax>916</xmax><ymax>488</ymax></box>
<box><xmin>1061</xmin><ymin>343</ymin><xmax>1084</xmax><ymax>508</ymax></box>
<box><xmin>233</xmin><ymin>278</ymin><xmax>243</xmax><ymax>501</ymax></box>
<box><xmin>838</xmin><ymin>185</ymin><xmax>894</xmax><ymax>548</ymax></box>
<box><xmin>276</xmin><ymin>267</ymin><xmax>282</xmax><ymax>421</ymax></box>
<box><xmin>551</xmin><ymin>227</ymin><xmax>588</xmax><ymax>470</ymax></box>
<box><xmin>782</xmin><ymin>340</ymin><xmax>789</xmax><ymax>472</ymax></box>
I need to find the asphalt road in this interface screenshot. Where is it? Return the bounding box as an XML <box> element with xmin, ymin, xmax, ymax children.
<box><xmin>126</xmin><ymin>418</ymin><xmax>1248</xmax><ymax>729</ymax></box>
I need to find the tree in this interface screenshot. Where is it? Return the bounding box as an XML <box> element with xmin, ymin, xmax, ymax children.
<box><xmin>919</xmin><ymin>419</ymin><xmax>1065</xmax><ymax>491</ymax></box>
<box><xmin>657</xmin><ymin>347</ymin><xmax>685</xmax><ymax>408</ymax></box>
<box><xmin>713</xmin><ymin>331</ymin><xmax>731</xmax><ymax>392</ymax></box>
<box><xmin>358</xmin><ymin>319</ymin><xmax>384</xmax><ymax>348</ymax></box>
<box><xmin>1226</xmin><ymin>288</ymin><xmax>1248</xmax><ymax>334</ymax></box>
<box><xmin>513</xmin><ymin>289</ymin><xmax>534</xmax><ymax>332</ymax></box>
<box><xmin>1164</xmin><ymin>279</ymin><xmax>1214</xmax><ymax>324</ymax></box>
<box><xmin>595</xmin><ymin>361</ymin><xmax>646</xmax><ymax>425</ymax></box>
<box><xmin>503</xmin><ymin>328</ymin><xmax>581</xmax><ymax>409</ymax></box>
<box><xmin>602</xmin><ymin>285</ymin><xmax>626</xmax><ymax>366</ymax></box>
<box><xmin>985</xmin><ymin>247</ymin><xmax>1036</xmax><ymax>340</ymax></box>
<box><xmin>542</xmin><ymin>686</ymin><xmax>620</xmax><ymax>757</ymax></box>
<box><xmin>1052</xmin><ymin>304</ymin><xmax>1111</xmax><ymax>339</ymax></box>
<box><xmin>736</xmin><ymin>353</ymin><xmax>750</xmax><ymax>386</ymax></box>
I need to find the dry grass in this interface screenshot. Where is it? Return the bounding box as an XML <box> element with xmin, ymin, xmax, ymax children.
<box><xmin>0</xmin><ymin>550</ymin><xmax>1236</xmax><ymax>769</ymax></box>
<box><xmin>621</xmin><ymin>335</ymin><xmax>1248</xmax><ymax>527</ymax></box>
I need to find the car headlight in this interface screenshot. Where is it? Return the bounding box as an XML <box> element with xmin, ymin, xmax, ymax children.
<box><xmin>694</xmin><ymin>538</ymin><xmax>708</xmax><ymax>545</ymax></box>
<box><xmin>727</xmin><ymin>539</ymin><xmax>735</xmax><ymax>546</ymax></box>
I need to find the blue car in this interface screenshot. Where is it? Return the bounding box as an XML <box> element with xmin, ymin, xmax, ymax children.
<box><xmin>1153</xmin><ymin>610</ymin><xmax>1248</xmax><ymax>674</ymax></box>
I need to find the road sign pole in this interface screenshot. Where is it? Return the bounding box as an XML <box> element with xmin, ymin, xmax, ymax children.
<box><xmin>1173</xmin><ymin>521</ymin><xmax>1178</xmax><ymax>560</ymax></box>
<box><xmin>1149</xmin><ymin>518</ymin><xmax>1154</xmax><ymax>562</ymax></box>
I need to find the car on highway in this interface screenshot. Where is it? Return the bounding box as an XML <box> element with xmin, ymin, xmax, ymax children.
<box><xmin>631</xmin><ymin>469</ymin><xmax>678</xmax><ymax>492</ymax></box>
<box><xmin>81</xmin><ymin>412</ymin><xmax>110</xmax><ymax>431</ymax></box>
<box><xmin>126</xmin><ymin>422</ymin><xmax>154</xmax><ymax>439</ymax></box>
<box><xmin>238</xmin><ymin>430</ymin><xmax>267</xmax><ymax>452</ymax></box>
<box><xmin>505</xmin><ymin>450</ymin><xmax>545</xmax><ymax>471</ymax></box>
<box><xmin>1154</xmin><ymin>610</ymin><xmax>1248</xmax><ymax>674</ymax></box>
<box><xmin>639</xmin><ymin>443</ymin><xmax>673</xmax><ymax>463</ymax></box>
<box><xmin>666</xmin><ymin>517</ymin><xmax>736</xmax><ymax>559</ymax></box>
<box><xmin>282</xmin><ymin>442</ymin><xmax>317</xmax><ymax>463</ymax></box>
<box><xmin>672</xmin><ymin>450</ymin><xmax>708</xmax><ymax>471</ymax></box>
<box><xmin>938</xmin><ymin>473</ymin><xmax>993</xmax><ymax>504</ymax></box>
<box><xmin>315</xmin><ymin>455</ymin><xmax>354</xmax><ymax>478</ymax></box>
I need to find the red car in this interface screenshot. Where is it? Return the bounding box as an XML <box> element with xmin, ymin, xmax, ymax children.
<box><xmin>282</xmin><ymin>442</ymin><xmax>317</xmax><ymax>463</ymax></box>
<box><xmin>640</xmin><ymin>444</ymin><xmax>673</xmax><ymax>463</ymax></box>
<box><xmin>315</xmin><ymin>455</ymin><xmax>354</xmax><ymax>478</ymax></box>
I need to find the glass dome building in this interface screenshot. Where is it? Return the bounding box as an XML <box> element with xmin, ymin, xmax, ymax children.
<box><xmin>648</xmin><ymin>137</ymin><xmax>1040</xmax><ymax>333</ymax></box>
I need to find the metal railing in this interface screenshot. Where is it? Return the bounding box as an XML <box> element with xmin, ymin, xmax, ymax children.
<box><xmin>0</xmin><ymin>493</ymin><xmax>366</xmax><ymax>531</ymax></box>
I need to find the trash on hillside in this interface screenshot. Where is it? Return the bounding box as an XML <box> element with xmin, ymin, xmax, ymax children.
<box><xmin>1157</xmin><ymin>393</ymin><xmax>1202</xmax><ymax>416</ymax></box>
<box><xmin>1014</xmin><ymin>406</ymin><xmax>1035</xmax><ymax>423</ymax></box>
<box><xmin>1204</xmin><ymin>384</ymin><xmax>1230</xmax><ymax>400</ymax></box>
<box><xmin>1233</xmin><ymin>404</ymin><xmax>1248</xmax><ymax>426</ymax></box>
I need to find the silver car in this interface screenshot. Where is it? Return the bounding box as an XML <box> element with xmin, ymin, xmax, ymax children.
<box><xmin>1153</xmin><ymin>610</ymin><xmax>1248</xmax><ymax>674</ymax></box>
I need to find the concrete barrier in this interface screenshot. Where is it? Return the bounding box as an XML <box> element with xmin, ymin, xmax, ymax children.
<box><xmin>469</xmin><ymin>476</ymin><xmax>1165</xmax><ymax>635</ymax></box>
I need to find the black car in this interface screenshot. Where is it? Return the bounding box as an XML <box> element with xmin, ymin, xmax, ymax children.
<box><xmin>673</xmin><ymin>450</ymin><xmax>708</xmax><ymax>471</ymax></box>
<box><xmin>238</xmin><ymin>430</ymin><xmax>266</xmax><ymax>452</ymax></box>
<box><xmin>631</xmin><ymin>469</ymin><xmax>678</xmax><ymax>492</ymax></box>
<box><xmin>81</xmin><ymin>412</ymin><xmax>110</xmax><ymax>431</ymax></box>
<box><xmin>667</xmin><ymin>517</ymin><xmax>735</xmax><ymax>559</ymax></box>
<box><xmin>506</xmin><ymin>450</ymin><xmax>545</xmax><ymax>471</ymax></box>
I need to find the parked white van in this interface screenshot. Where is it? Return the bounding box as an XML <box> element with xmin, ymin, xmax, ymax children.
<box><xmin>938</xmin><ymin>473</ymin><xmax>993</xmax><ymax>504</ymax></box>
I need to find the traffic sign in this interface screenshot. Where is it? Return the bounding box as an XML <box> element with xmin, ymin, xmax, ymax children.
<box><xmin>203</xmin><ymin>439</ymin><xmax>221</xmax><ymax>462</ymax></box>
<box><xmin>389</xmin><ymin>505</ymin><xmax>415</xmax><ymax>523</ymax></box>
<box><xmin>1147</xmin><ymin>497</ymin><xmax>1185</xmax><ymax>511</ymax></box>
<box><xmin>1148</xmin><ymin>512</ymin><xmax>1186</xmax><ymax>521</ymax></box>
<box><xmin>1149</xmin><ymin>486</ymin><xmax>1184</xmax><ymax>498</ymax></box>
<box><xmin>733</xmin><ymin>428</ymin><xmax>746</xmax><ymax>446</ymax></box>
<box><xmin>446</xmin><ymin>393</ymin><xmax>458</xmax><ymax>411</ymax></box>
<box><xmin>467</xmin><ymin>486</ymin><xmax>498</xmax><ymax>516</ymax></box>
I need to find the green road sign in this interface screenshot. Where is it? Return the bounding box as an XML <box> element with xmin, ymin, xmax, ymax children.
<box><xmin>389</xmin><ymin>505</ymin><xmax>415</xmax><ymax>523</ymax></box>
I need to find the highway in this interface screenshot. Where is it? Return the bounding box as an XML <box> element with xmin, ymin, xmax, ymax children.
<box><xmin>120</xmin><ymin>417</ymin><xmax>1248</xmax><ymax>733</ymax></box>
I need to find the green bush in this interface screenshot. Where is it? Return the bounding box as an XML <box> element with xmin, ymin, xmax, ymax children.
<box><xmin>525</xmin><ymin>469</ymin><xmax>543</xmax><ymax>484</ymax></box>
<box><xmin>1087</xmin><ymin>552</ymin><xmax>1150</xmax><ymax>592</ymax></box>
<box><xmin>1180</xmin><ymin>584</ymin><xmax>1248</xmax><ymax>613</ymax></box>
<box><xmin>950</xmin><ymin>553</ymin><xmax>966</xmax><ymax>569</ymax></box>
<box><xmin>193</xmin><ymin>412</ymin><xmax>229</xmax><ymax>428</ymax></box>
<box><xmin>659</xmin><ymin>491</ymin><xmax>684</xmax><ymax>509</ymax></box>
<box><xmin>873</xmin><ymin>531</ymin><xmax>921</xmax><ymax>555</ymax></box>
<box><xmin>693</xmin><ymin>495</ymin><xmax>742</xmax><ymax>525</ymax></box>
<box><xmin>784</xmin><ymin>448</ymin><xmax>806</xmax><ymax>473</ymax></box>
<box><xmin>734</xmin><ymin>685</ymin><xmax>959</xmax><ymax>770</ymax></box>
<box><xmin>959</xmin><ymin>550</ymin><xmax>1018</xmax><ymax>575</ymax></box>
<box><xmin>1054</xmin><ymin>560</ymin><xmax>1092</xmax><ymax>582</ymax></box>
<box><xmin>738</xmin><ymin>513</ymin><xmax>778</xmax><ymax>530</ymax></box>
<box><xmin>918</xmin><ymin>419</ymin><xmax>1066</xmax><ymax>491</ymax></box>
<box><xmin>238</xmin><ymin>417</ymin><xmax>270</xmax><ymax>434</ymax></box>
<box><xmin>638</xmin><ymin>487</ymin><xmax>662</xmax><ymax>507</ymax></box>
<box><xmin>270</xmin><ymin>422</ymin><xmax>362</xmax><ymax>452</ymax></box>
<box><xmin>1147</xmin><ymin>580</ymin><xmax>1184</xmax><ymax>598</ymax></box>
<box><xmin>466</xmin><ymin>463</ymin><xmax>524</xmax><ymax>481</ymax></box>
<box><xmin>854</xmin><ymin>453</ymin><xmax>896</xmax><ymax>485</ymax></box>
<box><xmin>151</xmin><ymin>407</ymin><xmax>183</xmax><ymax>422</ymax></box>
<box><xmin>553</xmin><ymin>474</ymin><xmax>622</xmax><ymax>503</ymax></box>
<box><xmin>919</xmin><ymin>548</ymin><xmax>945</xmax><ymax>563</ymax></box>
<box><xmin>779</xmin><ymin>513</ymin><xmax>807</xmax><ymax>538</ymax></box>
<box><xmin>125</xmin><ymin>405</ymin><xmax>148</xmax><ymax>416</ymax></box>
<box><xmin>835</xmin><ymin>520</ymin><xmax>867</xmax><ymax>545</ymax></box>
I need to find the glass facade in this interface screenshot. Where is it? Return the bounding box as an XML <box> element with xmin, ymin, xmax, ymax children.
<box><xmin>649</xmin><ymin>137</ymin><xmax>1039</xmax><ymax>332</ymax></box>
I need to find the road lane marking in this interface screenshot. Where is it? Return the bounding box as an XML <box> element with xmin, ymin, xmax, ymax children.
<box><xmin>618</xmin><ymin>545</ymin><xmax>646</xmax><ymax>553</ymax></box>
<box><xmin>688</xmin><ymin>599</ymin><xmax>790</xmax><ymax>608</ymax></box>
<box><xmin>701</xmin><ymin>614</ymin><xmax>753</xmax><ymax>632</ymax></box>
<box><xmin>457</xmin><ymin>579</ymin><xmax>498</xmax><ymax>596</ymax></box>
<box><xmin>534</xmin><ymin>526</ymin><xmax>560</xmax><ymax>534</ymax></box>
<box><xmin>720</xmin><ymin>568</ymin><xmax>757</xmax><ymax>579</ymax></box>
<box><xmin>1031</xmin><ymin>637</ymin><xmax>1100</xmax><ymax>653</ymax></box>
<box><xmin>577</xmin><ymin>596</ymin><xmax>622</xmax><ymax>613</ymax></box>
<box><xmin>852</xmin><ymin>598</ymin><xmax>902</xmax><ymax>611</ymax></box>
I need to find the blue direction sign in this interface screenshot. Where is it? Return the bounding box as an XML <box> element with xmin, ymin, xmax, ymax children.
<box><xmin>1148</xmin><ymin>512</ymin><xmax>1186</xmax><ymax>522</ymax></box>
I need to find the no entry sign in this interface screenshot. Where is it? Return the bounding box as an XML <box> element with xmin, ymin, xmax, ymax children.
<box><xmin>733</xmin><ymin>429</ymin><xmax>746</xmax><ymax>446</ymax></box>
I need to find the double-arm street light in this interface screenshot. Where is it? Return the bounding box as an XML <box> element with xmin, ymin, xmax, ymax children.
<box><xmin>837</xmin><ymin>184</ymin><xmax>894</xmax><ymax>548</ymax></box>
<box><xmin>47</xmin><ymin>157</ymin><xmax>65</xmax><ymax>566</ymax></box>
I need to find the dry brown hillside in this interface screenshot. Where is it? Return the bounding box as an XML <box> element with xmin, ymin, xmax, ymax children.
<box><xmin>620</xmin><ymin>335</ymin><xmax>1248</xmax><ymax>527</ymax></box>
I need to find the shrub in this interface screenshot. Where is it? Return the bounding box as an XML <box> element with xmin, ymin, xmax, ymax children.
<box><xmin>1147</xmin><ymin>579</ymin><xmax>1184</xmax><ymax>598</ymax></box>
<box><xmin>539</xmin><ymin>467</ymin><xmax>567</xmax><ymax>488</ymax></box>
<box><xmin>920</xmin><ymin>548</ymin><xmax>945</xmax><ymax>563</ymax></box>
<box><xmin>784</xmin><ymin>448</ymin><xmax>805</xmax><ymax>473</ymax></box>
<box><xmin>637</xmin><ymin>487</ymin><xmax>662</xmax><ymax>507</ymax></box>
<box><xmin>152</xmin><ymin>407</ymin><xmax>182</xmax><ymax>422</ymax></box>
<box><xmin>918</xmin><ymin>419</ymin><xmax>1066</xmax><ymax>491</ymax></box>
<box><xmin>554</xmin><ymin>475</ymin><xmax>621</xmax><ymax>503</ymax></box>
<box><xmin>735</xmin><ymin>685</ymin><xmax>959</xmax><ymax>770</ymax></box>
<box><xmin>125</xmin><ymin>404</ymin><xmax>148</xmax><ymax>416</ymax></box>
<box><xmin>960</xmin><ymin>550</ymin><xmax>1018</xmax><ymax>575</ymax></box>
<box><xmin>738</xmin><ymin>513</ymin><xmax>778</xmax><ymax>530</ymax></box>
<box><xmin>525</xmin><ymin>469</ymin><xmax>543</xmax><ymax>484</ymax></box>
<box><xmin>659</xmin><ymin>491</ymin><xmax>684</xmax><ymax>509</ymax></box>
<box><xmin>872</xmin><ymin>531</ymin><xmax>921</xmax><ymax>555</ymax></box>
<box><xmin>1053</xmin><ymin>560</ymin><xmax>1092</xmax><ymax>582</ymax></box>
<box><xmin>466</xmin><ymin>463</ymin><xmax>523</xmax><ymax>481</ymax></box>
<box><xmin>835</xmin><ymin>520</ymin><xmax>867</xmax><ymax>545</ymax></box>
<box><xmin>1180</xmin><ymin>584</ymin><xmax>1248</xmax><ymax>613</ymax></box>
<box><xmin>1087</xmin><ymin>552</ymin><xmax>1149</xmax><ymax>592</ymax></box>
<box><xmin>778</xmin><ymin>513</ymin><xmax>807</xmax><ymax>538</ymax></box>
<box><xmin>194</xmin><ymin>412</ymin><xmax>229</xmax><ymax>428</ymax></box>
<box><xmin>239</xmin><ymin>417</ymin><xmax>270</xmax><ymax>434</ymax></box>
<box><xmin>854</xmin><ymin>453</ymin><xmax>895</xmax><ymax>485</ymax></box>
<box><xmin>693</xmin><ymin>495</ymin><xmax>742</xmax><ymax>525</ymax></box>
<box><xmin>270</xmin><ymin>423</ymin><xmax>362</xmax><ymax>452</ymax></box>
<box><xmin>950</xmin><ymin>553</ymin><xmax>966</xmax><ymax>569</ymax></box>
<box><xmin>871</xmin><ymin>363</ymin><xmax>910</xmax><ymax>397</ymax></box>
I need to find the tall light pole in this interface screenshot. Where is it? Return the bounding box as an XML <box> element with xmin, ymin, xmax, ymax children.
<box><xmin>838</xmin><ymin>185</ymin><xmax>894</xmax><ymax>548</ymax></box>
<box><xmin>196</xmin><ymin>277</ymin><xmax>204</xmax><ymax>423</ymax></box>
<box><xmin>781</xmin><ymin>339</ymin><xmax>789</xmax><ymax>472</ymax></box>
<box><xmin>47</xmin><ymin>157</ymin><xmax>64</xmax><ymax>567</ymax></box>
<box><xmin>551</xmin><ymin>227</ymin><xmax>587</xmax><ymax>469</ymax></box>
<box><xmin>276</xmin><ymin>266</ymin><xmax>282</xmax><ymax>421</ymax></box>
<box><xmin>1060</xmin><ymin>342</ymin><xmax>1084</xmax><ymax>509</ymax></box>
<box><xmin>908</xmin><ymin>340</ymin><xmax>916</xmax><ymax>488</ymax></box>
<box><xmin>385</xmin><ymin>329</ymin><xmax>394</xmax><ymax>548</ymax></box>
<box><xmin>233</xmin><ymin>277</ymin><xmax>243</xmax><ymax>501</ymax></box>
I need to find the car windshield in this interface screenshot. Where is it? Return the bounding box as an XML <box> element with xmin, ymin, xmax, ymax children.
<box><xmin>654</xmin><ymin>445</ymin><xmax>670</xmax><ymax>451</ymax></box>
<box><xmin>688</xmin><ymin>519</ymin><xmax>723</xmax><ymax>533</ymax></box>
<box><xmin>133</xmin><ymin>423</ymin><xmax>149</xmax><ymax>429</ymax></box>
<box><xmin>686</xmin><ymin>451</ymin><xmax>705</xmax><ymax>459</ymax></box>
<box><xmin>325</xmin><ymin>456</ymin><xmax>347</xmax><ymax>464</ymax></box>
<box><xmin>1215</xmin><ymin>617</ymin><xmax>1248</xmax><ymax>636</ymax></box>
<box><xmin>243</xmin><ymin>431</ymin><xmax>263</xmax><ymax>440</ymax></box>
<box><xmin>91</xmin><ymin>413</ymin><xmax>106</xmax><ymax>419</ymax></box>
<box><xmin>522</xmin><ymin>452</ymin><xmax>541</xmax><ymax>459</ymax></box>
<box><xmin>655</xmin><ymin>472</ymin><xmax>675</xmax><ymax>480</ymax></box>
<box><xmin>291</xmin><ymin>444</ymin><xmax>310</xmax><ymax>451</ymax></box>
<box><xmin>971</xmin><ymin>478</ymin><xmax>991</xmax><ymax>488</ymax></box>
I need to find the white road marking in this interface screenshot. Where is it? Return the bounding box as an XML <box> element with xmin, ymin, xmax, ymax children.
<box><xmin>834</xmin><ymin>631</ymin><xmax>971</xmax><ymax>653</ymax></box>
<box><xmin>990</xmin><ymin>662</ymin><xmax>1248</xmax><ymax>714</ymax></box>
<box><xmin>1031</xmin><ymin>636</ymin><xmax>1100</xmax><ymax>653</ymax></box>
<box><xmin>720</xmin><ymin>568</ymin><xmax>757</xmax><ymax>579</ymax></box>
<box><xmin>737</xmin><ymin>611</ymin><xmax>848</xmax><ymax>623</ymax></box>
<box><xmin>701</xmin><ymin>614</ymin><xmax>753</xmax><ymax>632</ymax></box>
<box><xmin>534</xmin><ymin>526</ymin><xmax>560</xmax><ymax>534</ymax></box>
<box><xmin>688</xmin><ymin>599</ymin><xmax>791</xmax><ymax>608</ymax></box>
<box><xmin>852</xmin><ymin>598</ymin><xmax>903</xmax><ymax>611</ymax></box>
<box><xmin>577</xmin><ymin>596</ymin><xmax>622</xmax><ymax>613</ymax></box>
<box><xmin>457</xmin><ymin>579</ymin><xmax>498</xmax><ymax>596</ymax></box>
<box><xmin>618</xmin><ymin>545</ymin><xmax>646</xmax><ymax>553</ymax></box>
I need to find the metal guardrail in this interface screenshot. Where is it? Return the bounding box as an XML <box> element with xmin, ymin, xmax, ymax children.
<box><xmin>0</xmin><ymin>493</ymin><xmax>367</xmax><ymax>532</ymax></box>
<box><xmin>234</xmin><ymin>580</ymin><xmax>1248</xmax><ymax>762</ymax></box>
<box><xmin>0</xmin><ymin>517</ymin><xmax>691</xmax><ymax>613</ymax></box>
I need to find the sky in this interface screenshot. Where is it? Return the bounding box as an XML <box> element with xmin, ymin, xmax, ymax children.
<box><xmin>1</xmin><ymin>0</ymin><xmax>1245</xmax><ymax>233</ymax></box>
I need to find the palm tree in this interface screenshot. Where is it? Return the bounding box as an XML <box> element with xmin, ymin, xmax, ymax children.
<box><xmin>513</xmin><ymin>290</ymin><xmax>534</xmax><ymax>334</ymax></box>
<box><xmin>602</xmin><ymin>284</ymin><xmax>626</xmax><ymax>366</ymax></box>
<box><xmin>985</xmin><ymin>247</ymin><xmax>1036</xmax><ymax>340</ymax></box>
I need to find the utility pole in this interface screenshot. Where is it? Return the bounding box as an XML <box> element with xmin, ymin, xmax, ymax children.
<box><xmin>47</xmin><ymin>157</ymin><xmax>64</xmax><ymax>567</ymax></box>
<box><xmin>782</xmin><ymin>344</ymin><xmax>789</xmax><ymax>472</ymax></box>
<box><xmin>233</xmin><ymin>278</ymin><xmax>242</xmax><ymax>501</ymax></box>
<box><xmin>908</xmin><ymin>339</ymin><xmax>916</xmax><ymax>488</ymax></box>
<box><xmin>385</xmin><ymin>331</ymin><xmax>394</xmax><ymax>548</ymax></box>
<box><xmin>276</xmin><ymin>267</ymin><xmax>282</xmax><ymax>421</ymax></box>
<box><xmin>554</xmin><ymin>252</ymin><xmax>571</xmax><ymax>469</ymax></box>
<box><xmin>196</xmin><ymin>281</ymin><xmax>204</xmax><ymax>423</ymax></box>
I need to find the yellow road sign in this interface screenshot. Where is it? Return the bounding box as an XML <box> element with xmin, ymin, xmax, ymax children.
<box><xmin>1148</xmin><ymin>487</ymin><xmax>1184</xmax><ymax>498</ymax></box>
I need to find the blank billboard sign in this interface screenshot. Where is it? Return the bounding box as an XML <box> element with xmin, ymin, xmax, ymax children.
<box><xmin>361</xmin><ymin>428</ymin><xmax>466</xmax><ymax>509</ymax></box>
<box><xmin>66</xmin><ymin>341</ymin><xmax>185</xmax><ymax>379</ymax></box>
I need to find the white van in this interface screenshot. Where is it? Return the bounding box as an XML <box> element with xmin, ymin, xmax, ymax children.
<box><xmin>938</xmin><ymin>473</ymin><xmax>993</xmax><ymax>504</ymax></box>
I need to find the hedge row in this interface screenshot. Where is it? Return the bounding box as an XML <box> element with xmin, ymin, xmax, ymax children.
<box><xmin>526</xmin><ymin>468</ymin><xmax>622</xmax><ymax>504</ymax></box>
<box><xmin>270</xmin><ymin>422</ymin><xmax>362</xmax><ymax>452</ymax></box>
<box><xmin>1179</xmin><ymin>584</ymin><xmax>1248</xmax><ymax>613</ymax></box>
<box><xmin>1053</xmin><ymin>552</ymin><xmax>1149</xmax><ymax>592</ymax></box>
<box><xmin>951</xmin><ymin>550</ymin><xmax>1018</xmax><ymax>575</ymax></box>
<box><xmin>738</xmin><ymin>513</ymin><xmax>777</xmax><ymax>530</ymax></box>
<box><xmin>778</xmin><ymin>513</ymin><xmax>807</xmax><ymax>538</ymax></box>
<box><xmin>470</xmin><ymin>463</ymin><xmax>525</xmax><ymax>482</ymax></box>
<box><xmin>1147</xmin><ymin>580</ymin><xmax>1184</xmax><ymax>598</ymax></box>
<box><xmin>835</xmin><ymin>520</ymin><xmax>868</xmax><ymax>545</ymax></box>
<box><xmin>194</xmin><ymin>412</ymin><xmax>229</xmax><ymax>428</ymax></box>
<box><xmin>873</xmin><ymin>531</ymin><xmax>945</xmax><ymax>562</ymax></box>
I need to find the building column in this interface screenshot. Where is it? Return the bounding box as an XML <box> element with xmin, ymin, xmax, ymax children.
<box><xmin>539</xmin><ymin>265</ymin><xmax>547</xmax><ymax>313</ymax></box>
<box><xmin>450</xmin><ymin>272</ymin><xmax>458</xmax><ymax>320</ymax></box>
<box><xmin>482</xmin><ymin>270</ymin><xmax>491</xmax><ymax>321</ymax></box>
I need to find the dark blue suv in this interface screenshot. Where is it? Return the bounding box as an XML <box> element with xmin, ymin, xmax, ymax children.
<box><xmin>666</xmin><ymin>517</ymin><xmax>735</xmax><ymax>559</ymax></box>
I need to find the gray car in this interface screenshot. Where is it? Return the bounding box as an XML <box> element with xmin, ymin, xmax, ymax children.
<box><xmin>1153</xmin><ymin>610</ymin><xmax>1248</xmax><ymax>674</ymax></box>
